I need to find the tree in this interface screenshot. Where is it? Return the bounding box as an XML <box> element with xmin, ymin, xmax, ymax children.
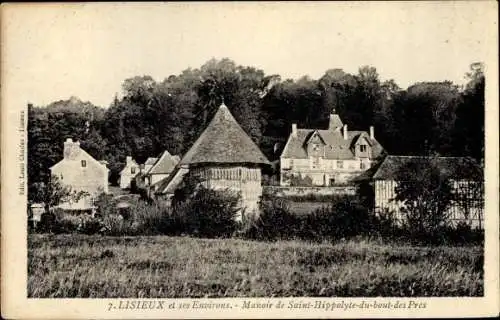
<box><xmin>452</xmin><ymin>62</ymin><xmax>485</xmax><ymax>160</ymax></box>
<box><xmin>393</xmin><ymin>158</ymin><xmax>454</xmax><ymax>238</ymax></box>
<box><xmin>30</xmin><ymin>175</ymin><xmax>89</xmax><ymax>212</ymax></box>
<box><xmin>389</xmin><ymin>82</ymin><xmax>460</xmax><ymax>156</ymax></box>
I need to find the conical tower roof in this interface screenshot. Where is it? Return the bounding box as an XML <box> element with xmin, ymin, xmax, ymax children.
<box><xmin>180</xmin><ymin>103</ymin><xmax>270</xmax><ymax>166</ymax></box>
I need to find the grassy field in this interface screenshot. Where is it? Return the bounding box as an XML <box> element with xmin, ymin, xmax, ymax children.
<box><xmin>28</xmin><ymin>234</ymin><xmax>483</xmax><ymax>298</ymax></box>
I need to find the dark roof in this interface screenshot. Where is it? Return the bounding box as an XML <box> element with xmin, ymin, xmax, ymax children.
<box><xmin>148</xmin><ymin>151</ymin><xmax>179</xmax><ymax>174</ymax></box>
<box><xmin>372</xmin><ymin>155</ymin><xmax>482</xmax><ymax>180</ymax></box>
<box><xmin>281</xmin><ymin>128</ymin><xmax>384</xmax><ymax>160</ymax></box>
<box><xmin>179</xmin><ymin>103</ymin><xmax>270</xmax><ymax>165</ymax></box>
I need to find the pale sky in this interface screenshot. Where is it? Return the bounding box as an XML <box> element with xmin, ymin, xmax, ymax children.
<box><xmin>2</xmin><ymin>2</ymin><xmax>497</xmax><ymax>108</ymax></box>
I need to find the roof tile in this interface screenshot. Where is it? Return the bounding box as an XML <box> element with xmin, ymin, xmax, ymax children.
<box><xmin>179</xmin><ymin>103</ymin><xmax>270</xmax><ymax>165</ymax></box>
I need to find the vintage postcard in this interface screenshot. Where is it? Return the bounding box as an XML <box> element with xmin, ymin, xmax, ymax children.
<box><xmin>1</xmin><ymin>2</ymin><xmax>499</xmax><ymax>319</ymax></box>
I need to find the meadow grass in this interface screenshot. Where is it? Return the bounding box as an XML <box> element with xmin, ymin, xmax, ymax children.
<box><xmin>28</xmin><ymin>234</ymin><xmax>483</xmax><ymax>298</ymax></box>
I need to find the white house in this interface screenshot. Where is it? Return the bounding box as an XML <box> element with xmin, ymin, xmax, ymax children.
<box><xmin>119</xmin><ymin>156</ymin><xmax>140</xmax><ymax>189</ymax></box>
<box><xmin>50</xmin><ymin>138</ymin><xmax>109</xmax><ymax>210</ymax></box>
<box><xmin>145</xmin><ymin>150</ymin><xmax>180</xmax><ymax>189</ymax></box>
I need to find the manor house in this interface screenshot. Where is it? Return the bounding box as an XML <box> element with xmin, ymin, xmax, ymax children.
<box><xmin>280</xmin><ymin>112</ymin><xmax>385</xmax><ymax>186</ymax></box>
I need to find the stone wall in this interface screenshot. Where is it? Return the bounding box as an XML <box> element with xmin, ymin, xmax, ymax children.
<box><xmin>263</xmin><ymin>185</ymin><xmax>356</xmax><ymax>197</ymax></box>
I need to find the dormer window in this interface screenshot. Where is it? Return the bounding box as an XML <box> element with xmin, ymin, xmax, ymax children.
<box><xmin>131</xmin><ymin>167</ymin><xmax>136</xmax><ymax>174</ymax></box>
<box><xmin>360</xmin><ymin>145</ymin><xmax>367</xmax><ymax>152</ymax></box>
<box><xmin>81</xmin><ymin>160</ymin><xmax>86</xmax><ymax>167</ymax></box>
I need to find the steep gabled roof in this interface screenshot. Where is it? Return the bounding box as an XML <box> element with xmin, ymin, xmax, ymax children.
<box><xmin>144</xmin><ymin>157</ymin><xmax>158</xmax><ymax>166</ymax></box>
<box><xmin>305</xmin><ymin>130</ymin><xmax>327</xmax><ymax>146</ymax></box>
<box><xmin>372</xmin><ymin>155</ymin><xmax>482</xmax><ymax>180</ymax></box>
<box><xmin>50</xmin><ymin>145</ymin><xmax>108</xmax><ymax>173</ymax></box>
<box><xmin>351</xmin><ymin>132</ymin><xmax>373</xmax><ymax>147</ymax></box>
<box><xmin>154</xmin><ymin>166</ymin><xmax>190</xmax><ymax>194</ymax></box>
<box><xmin>179</xmin><ymin>103</ymin><xmax>270</xmax><ymax>165</ymax></box>
<box><xmin>119</xmin><ymin>159</ymin><xmax>139</xmax><ymax>174</ymax></box>
<box><xmin>281</xmin><ymin>128</ymin><xmax>384</xmax><ymax>160</ymax></box>
<box><xmin>148</xmin><ymin>150</ymin><xmax>179</xmax><ymax>174</ymax></box>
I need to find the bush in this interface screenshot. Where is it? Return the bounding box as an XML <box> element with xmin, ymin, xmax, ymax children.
<box><xmin>100</xmin><ymin>214</ymin><xmax>130</xmax><ymax>236</ymax></box>
<box><xmin>242</xmin><ymin>196</ymin><xmax>378</xmax><ymax>242</ymax></box>
<box><xmin>132</xmin><ymin>201</ymin><xmax>175</xmax><ymax>235</ymax></box>
<box><xmin>36</xmin><ymin>209</ymin><xmax>103</xmax><ymax>234</ymax></box>
<box><xmin>174</xmin><ymin>187</ymin><xmax>240</xmax><ymax>238</ymax></box>
<box><xmin>443</xmin><ymin>222</ymin><xmax>484</xmax><ymax>245</ymax></box>
<box><xmin>301</xmin><ymin>196</ymin><xmax>374</xmax><ymax>240</ymax></box>
<box><xmin>242</xmin><ymin>199</ymin><xmax>300</xmax><ymax>240</ymax></box>
<box><xmin>77</xmin><ymin>214</ymin><xmax>105</xmax><ymax>235</ymax></box>
<box><xmin>93</xmin><ymin>193</ymin><xmax>118</xmax><ymax>218</ymax></box>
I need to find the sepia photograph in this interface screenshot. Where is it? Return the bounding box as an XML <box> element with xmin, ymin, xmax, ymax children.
<box><xmin>2</xmin><ymin>1</ymin><xmax>498</xmax><ymax>319</ymax></box>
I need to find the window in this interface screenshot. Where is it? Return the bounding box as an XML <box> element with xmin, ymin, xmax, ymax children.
<box><xmin>360</xmin><ymin>162</ymin><xmax>366</xmax><ymax>169</ymax></box>
<box><xmin>81</xmin><ymin>160</ymin><xmax>86</xmax><ymax>167</ymax></box>
<box><xmin>337</xmin><ymin>160</ymin><xmax>343</xmax><ymax>169</ymax></box>
<box><xmin>131</xmin><ymin>167</ymin><xmax>136</xmax><ymax>174</ymax></box>
<box><xmin>360</xmin><ymin>145</ymin><xmax>367</xmax><ymax>152</ymax></box>
<box><xmin>312</xmin><ymin>144</ymin><xmax>320</xmax><ymax>152</ymax></box>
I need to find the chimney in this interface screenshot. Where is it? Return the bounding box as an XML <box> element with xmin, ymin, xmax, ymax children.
<box><xmin>126</xmin><ymin>156</ymin><xmax>132</xmax><ymax>164</ymax></box>
<box><xmin>370</xmin><ymin>126</ymin><xmax>375</xmax><ymax>140</ymax></box>
<box><xmin>343</xmin><ymin>124</ymin><xmax>348</xmax><ymax>140</ymax></box>
<box><xmin>63</xmin><ymin>138</ymin><xmax>80</xmax><ymax>159</ymax></box>
<box><xmin>292</xmin><ymin>123</ymin><xmax>297</xmax><ymax>137</ymax></box>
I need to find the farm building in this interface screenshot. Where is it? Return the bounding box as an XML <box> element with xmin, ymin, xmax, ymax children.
<box><xmin>155</xmin><ymin>102</ymin><xmax>270</xmax><ymax>220</ymax></box>
<box><xmin>119</xmin><ymin>156</ymin><xmax>140</xmax><ymax>189</ymax></box>
<box><xmin>280</xmin><ymin>111</ymin><xmax>385</xmax><ymax>186</ymax></box>
<box><xmin>50</xmin><ymin>138</ymin><xmax>109</xmax><ymax>211</ymax></box>
<box><xmin>145</xmin><ymin>150</ymin><xmax>180</xmax><ymax>189</ymax></box>
<box><xmin>143</xmin><ymin>157</ymin><xmax>158</xmax><ymax>174</ymax></box>
<box><xmin>371</xmin><ymin>155</ymin><xmax>484</xmax><ymax>228</ymax></box>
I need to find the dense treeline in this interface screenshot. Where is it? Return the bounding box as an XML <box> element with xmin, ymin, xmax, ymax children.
<box><xmin>28</xmin><ymin>59</ymin><xmax>484</xmax><ymax>200</ymax></box>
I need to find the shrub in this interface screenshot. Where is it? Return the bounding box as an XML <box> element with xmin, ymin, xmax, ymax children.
<box><xmin>394</xmin><ymin>158</ymin><xmax>455</xmax><ymax>240</ymax></box>
<box><xmin>101</xmin><ymin>214</ymin><xmax>131</xmax><ymax>236</ymax></box>
<box><xmin>36</xmin><ymin>209</ymin><xmax>103</xmax><ymax>234</ymax></box>
<box><xmin>301</xmin><ymin>196</ymin><xmax>374</xmax><ymax>240</ymax></box>
<box><xmin>170</xmin><ymin>171</ymin><xmax>241</xmax><ymax>238</ymax></box>
<box><xmin>243</xmin><ymin>199</ymin><xmax>300</xmax><ymax>240</ymax></box>
<box><xmin>174</xmin><ymin>187</ymin><xmax>240</xmax><ymax>238</ymax></box>
<box><xmin>93</xmin><ymin>193</ymin><xmax>118</xmax><ymax>218</ymax></box>
<box><xmin>132</xmin><ymin>201</ymin><xmax>174</xmax><ymax>235</ymax></box>
<box><xmin>289</xmin><ymin>174</ymin><xmax>313</xmax><ymax>187</ymax></box>
<box><xmin>76</xmin><ymin>214</ymin><xmax>105</xmax><ymax>235</ymax></box>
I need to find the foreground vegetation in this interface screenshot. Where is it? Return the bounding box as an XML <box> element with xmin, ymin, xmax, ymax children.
<box><xmin>28</xmin><ymin>234</ymin><xmax>483</xmax><ymax>298</ymax></box>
